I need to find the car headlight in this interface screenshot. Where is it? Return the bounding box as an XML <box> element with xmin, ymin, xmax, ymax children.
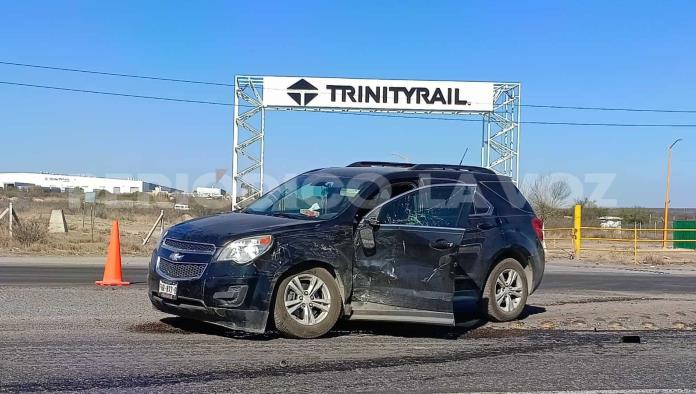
<box><xmin>157</xmin><ymin>230</ymin><xmax>169</xmax><ymax>249</ymax></box>
<box><xmin>216</xmin><ymin>235</ymin><xmax>273</xmax><ymax>264</ymax></box>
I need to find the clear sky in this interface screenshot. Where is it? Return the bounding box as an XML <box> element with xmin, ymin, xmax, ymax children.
<box><xmin>1</xmin><ymin>1</ymin><xmax>694</xmax><ymax>207</ymax></box>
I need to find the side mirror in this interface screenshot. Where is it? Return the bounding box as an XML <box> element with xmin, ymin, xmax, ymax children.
<box><xmin>359</xmin><ymin>226</ymin><xmax>376</xmax><ymax>253</ymax></box>
<box><xmin>358</xmin><ymin>215</ymin><xmax>378</xmax><ymax>252</ymax></box>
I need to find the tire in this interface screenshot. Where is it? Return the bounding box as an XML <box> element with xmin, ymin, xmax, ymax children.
<box><xmin>482</xmin><ymin>258</ymin><xmax>528</xmax><ymax>322</ymax></box>
<box><xmin>273</xmin><ymin>267</ymin><xmax>342</xmax><ymax>339</ymax></box>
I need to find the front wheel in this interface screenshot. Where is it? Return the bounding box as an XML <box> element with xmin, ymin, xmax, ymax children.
<box><xmin>482</xmin><ymin>258</ymin><xmax>528</xmax><ymax>322</ymax></box>
<box><xmin>273</xmin><ymin>267</ymin><xmax>342</xmax><ymax>339</ymax></box>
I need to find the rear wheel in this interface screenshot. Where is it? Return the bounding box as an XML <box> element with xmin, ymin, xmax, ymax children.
<box><xmin>482</xmin><ymin>258</ymin><xmax>528</xmax><ymax>322</ymax></box>
<box><xmin>273</xmin><ymin>267</ymin><xmax>341</xmax><ymax>339</ymax></box>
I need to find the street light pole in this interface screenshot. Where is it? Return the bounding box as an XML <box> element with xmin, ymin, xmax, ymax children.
<box><xmin>662</xmin><ymin>138</ymin><xmax>682</xmax><ymax>248</ymax></box>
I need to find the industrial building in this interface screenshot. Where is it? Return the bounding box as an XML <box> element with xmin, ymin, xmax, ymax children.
<box><xmin>194</xmin><ymin>186</ymin><xmax>227</xmax><ymax>198</ymax></box>
<box><xmin>0</xmin><ymin>172</ymin><xmax>181</xmax><ymax>194</ymax></box>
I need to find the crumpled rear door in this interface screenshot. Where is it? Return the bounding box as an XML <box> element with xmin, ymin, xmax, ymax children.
<box><xmin>351</xmin><ymin>184</ymin><xmax>474</xmax><ymax>325</ymax></box>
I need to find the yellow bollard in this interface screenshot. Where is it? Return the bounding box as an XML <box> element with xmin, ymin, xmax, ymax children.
<box><xmin>633</xmin><ymin>223</ymin><xmax>638</xmax><ymax>264</ymax></box>
<box><xmin>573</xmin><ymin>204</ymin><xmax>582</xmax><ymax>258</ymax></box>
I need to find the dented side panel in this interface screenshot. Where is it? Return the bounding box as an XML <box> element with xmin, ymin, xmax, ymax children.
<box><xmin>255</xmin><ymin>223</ymin><xmax>355</xmax><ymax>303</ymax></box>
<box><xmin>353</xmin><ymin>225</ymin><xmax>463</xmax><ymax>313</ymax></box>
<box><xmin>456</xmin><ymin>215</ymin><xmax>503</xmax><ymax>290</ymax></box>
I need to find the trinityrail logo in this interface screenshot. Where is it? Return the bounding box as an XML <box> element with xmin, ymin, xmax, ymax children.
<box><xmin>265</xmin><ymin>76</ymin><xmax>495</xmax><ymax>112</ymax></box>
<box><xmin>287</xmin><ymin>78</ymin><xmax>318</xmax><ymax>106</ymax></box>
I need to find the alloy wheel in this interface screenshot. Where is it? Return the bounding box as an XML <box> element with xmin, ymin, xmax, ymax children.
<box><xmin>283</xmin><ymin>273</ymin><xmax>332</xmax><ymax>325</ymax></box>
<box><xmin>495</xmin><ymin>268</ymin><xmax>524</xmax><ymax>312</ymax></box>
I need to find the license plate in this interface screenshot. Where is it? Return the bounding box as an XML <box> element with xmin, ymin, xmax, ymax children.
<box><xmin>159</xmin><ymin>281</ymin><xmax>177</xmax><ymax>300</ymax></box>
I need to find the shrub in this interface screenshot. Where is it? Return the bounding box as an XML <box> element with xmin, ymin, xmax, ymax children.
<box><xmin>94</xmin><ymin>204</ymin><xmax>109</xmax><ymax>219</ymax></box>
<box><xmin>13</xmin><ymin>219</ymin><xmax>48</xmax><ymax>246</ymax></box>
<box><xmin>523</xmin><ymin>175</ymin><xmax>571</xmax><ymax>221</ymax></box>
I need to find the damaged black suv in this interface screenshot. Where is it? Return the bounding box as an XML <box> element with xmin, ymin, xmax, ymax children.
<box><xmin>149</xmin><ymin>162</ymin><xmax>545</xmax><ymax>338</ymax></box>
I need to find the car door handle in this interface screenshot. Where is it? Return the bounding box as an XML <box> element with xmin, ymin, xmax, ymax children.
<box><xmin>477</xmin><ymin>223</ymin><xmax>496</xmax><ymax>231</ymax></box>
<box><xmin>430</xmin><ymin>240</ymin><xmax>455</xmax><ymax>250</ymax></box>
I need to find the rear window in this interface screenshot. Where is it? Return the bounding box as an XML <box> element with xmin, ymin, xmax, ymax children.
<box><xmin>471</xmin><ymin>192</ymin><xmax>493</xmax><ymax>216</ymax></box>
<box><xmin>479</xmin><ymin>180</ymin><xmax>534</xmax><ymax>216</ymax></box>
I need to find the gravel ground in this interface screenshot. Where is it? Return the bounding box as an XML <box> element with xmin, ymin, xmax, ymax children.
<box><xmin>1</xmin><ymin>260</ymin><xmax>696</xmax><ymax>392</ymax></box>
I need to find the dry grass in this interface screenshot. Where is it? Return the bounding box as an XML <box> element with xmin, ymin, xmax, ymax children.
<box><xmin>544</xmin><ymin>235</ymin><xmax>696</xmax><ymax>265</ymax></box>
<box><xmin>3</xmin><ymin>191</ymin><xmax>694</xmax><ymax>264</ymax></box>
<box><xmin>0</xmin><ymin>191</ymin><xmax>230</xmax><ymax>256</ymax></box>
<box><xmin>12</xmin><ymin>218</ymin><xmax>49</xmax><ymax>246</ymax></box>
<box><xmin>543</xmin><ymin>215</ymin><xmax>696</xmax><ymax>265</ymax></box>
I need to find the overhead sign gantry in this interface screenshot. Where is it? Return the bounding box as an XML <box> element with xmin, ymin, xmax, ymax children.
<box><xmin>232</xmin><ymin>75</ymin><xmax>521</xmax><ymax>209</ymax></box>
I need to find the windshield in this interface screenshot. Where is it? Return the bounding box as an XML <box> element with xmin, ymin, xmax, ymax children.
<box><xmin>244</xmin><ymin>174</ymin><xmax>371</xmax><ymax>220</ymax></box>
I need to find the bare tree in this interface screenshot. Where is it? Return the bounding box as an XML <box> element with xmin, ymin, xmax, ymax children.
<box><xmin>523</xmin><ymin>175</ymin><xmax>571</xmax><ymax>220</ymax></box>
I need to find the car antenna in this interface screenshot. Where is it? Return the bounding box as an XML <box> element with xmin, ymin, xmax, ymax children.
<box><xmin>458</xmin><ymin>148</ymin><xmax>469</xmax><ymax>166</ymax></box>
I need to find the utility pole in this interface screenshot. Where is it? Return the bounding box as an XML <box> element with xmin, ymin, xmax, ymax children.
<box><xmin>662</xmin><ymin>138</ymin><xmax>682</xmax><ymax>248</ymax></box>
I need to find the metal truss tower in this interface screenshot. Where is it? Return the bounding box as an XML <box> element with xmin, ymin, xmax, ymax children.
<box><xmin>232</xmin><ymin>76</ymin><xmax>265</xmax><ymax>208</ymax></box>
<box><xmin>481</xmin><ymin>83</ymin><xmax>521</xmax><ymax>182</ymax></box>
<box><xmin>232</xmin><ymin>76</ymin><xmax>521</xmax><ymax>210</ymax></box>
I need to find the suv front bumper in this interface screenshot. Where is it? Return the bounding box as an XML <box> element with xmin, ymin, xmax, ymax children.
<box><xmin>147</xmin><ymin>252</ymin><xmax>274</xmax><ymax>334</ymax></box>
<box><xmin>148</xmin><ymin>292</ymin><xmax>269</xmax><ymax>333</ymax></box>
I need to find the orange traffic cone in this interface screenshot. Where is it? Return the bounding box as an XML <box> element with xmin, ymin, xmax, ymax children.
<box><xmin>96</xmin><ymin>220</ymin><xmax>130</xmax><ymax>286</ymax></box>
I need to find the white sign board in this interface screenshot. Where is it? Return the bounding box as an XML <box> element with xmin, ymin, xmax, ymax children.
<box><xmin>262</xmin><ymin>77</ymin><xmax>495</xmax><ymax>113</ymax></box>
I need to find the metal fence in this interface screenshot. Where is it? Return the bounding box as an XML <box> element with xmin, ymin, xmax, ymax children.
<box><xmin>544</xmin><ymin>205</ymin><xmax>696</xmax><ymax>263</ymax></box>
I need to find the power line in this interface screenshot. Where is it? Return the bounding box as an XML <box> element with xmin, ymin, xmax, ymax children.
<box><xmin>521</xmin><ymin>120</ymin><xmax>696</xmax><ymax>127</ymax></box>
<box><xmin>523</xmin><ymin>103</ymin><xmax>696</xmax><ymax>114</ymax></box>
<box><xmin>325</xmin><ymin>111</ymin><xmax>696</xmax><ymax>127</ymax></box>
<box><xmin>3</xmin><ymin>60</ymin><xmax>696</xmax><ymax>114</ymax></box>
<box><xmin>3</xmin><ymin>79</ymin><xmax>696</xmax><ymax>128</ymax></box>
<box><xmin>0</xmin><ymin>81</ymin><xmax>234</xmax><ymax>106</ymax></box>
<box><xmin>0</xmin><ymin>60</ymin><xmax>235</xmax><ymax>87</ymax></box>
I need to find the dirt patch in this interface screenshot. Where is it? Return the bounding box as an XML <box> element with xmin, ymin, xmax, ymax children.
<box><xmin>545</xmin><ymin>296</ymin><xmax>665</xmax><ymax>306</ymax></box>
<box><xmin>128</xmin><ymin>321</ymin><xmax>194</xmax><ymax>335</ymax></box>
<box><xmin>544</xmin><ymin>235</ymin><xmax>696</xmax><ymax>265</ymax></box>
<box><xmin>462</xmin><ymin>327</ymin><xmax>531</xmax><ymax>339</ymax></box>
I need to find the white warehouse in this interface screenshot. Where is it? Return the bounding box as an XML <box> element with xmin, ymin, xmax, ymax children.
<box><xmin>0</xmin><ymin>172</ymin><xmax>181</xmax><ymax>194</ymax></box>
<box><xmin>194</xmin><ymin>186</ymin><xmax>227</xmax><ymax>198</ymax></box>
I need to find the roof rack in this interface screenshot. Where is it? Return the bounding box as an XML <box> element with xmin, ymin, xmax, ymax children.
<box><xmin>409</xmin><ymin>164</ymin><xmax>497</xmax><ymax>174</ymax></box>
<box><xmin>346</xmin><ymin>161</ymin><xmax>500</xmax><ymax>176</ymax></box>
<box><xmin>347</xmin><ymin>161</ymin><xmax>414</xmax><ymax>168</ymax></box>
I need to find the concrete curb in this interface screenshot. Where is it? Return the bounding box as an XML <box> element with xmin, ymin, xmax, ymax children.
<box><xmin>547</xmin><ymin>258</ymin><xmax>696</xmax><ymax>276</ymax></box>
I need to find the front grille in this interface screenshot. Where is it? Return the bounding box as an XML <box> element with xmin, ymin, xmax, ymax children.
<box><xmin>157</xmin><ymin>258</ymin><xmax>208</xmax><ymax>280</ymax></box>
<box><xmin>162</xmin><ymin>238</ymin><xmax>216</xmax><ymax>254</ymax></box>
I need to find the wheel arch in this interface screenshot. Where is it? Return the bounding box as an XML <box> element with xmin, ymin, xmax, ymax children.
<box><xmin>486</xmin><ymin>246</ymin><xmax>534</xmax><ymax>295</ymax></box>
<box><xmin>270</xmin><ymin>259</ymin><xmax>347</xmax><ymax>313</ymax></box>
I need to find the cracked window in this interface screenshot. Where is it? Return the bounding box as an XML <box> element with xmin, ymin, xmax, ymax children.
<box><xmin>244</xmin><ymin>175</ymin><xmax>373</xmax><ymax>220</ymax></box>
<box><xmin>378</xmin><ymin>184</ymin><xmax>474</xmax><ymax>228</ymax></box>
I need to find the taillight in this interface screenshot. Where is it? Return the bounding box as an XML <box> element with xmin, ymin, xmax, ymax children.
<box><xmin>532</xmin><ymin>217</ymin><xmax>544</xmax><ymax>241</ymax></box>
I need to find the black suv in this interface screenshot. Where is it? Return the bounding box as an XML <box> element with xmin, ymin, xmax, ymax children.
<box><xmin>149</xmin><ymin>162</ymin><xmax>545</xmax><ymax>338</ymax></box>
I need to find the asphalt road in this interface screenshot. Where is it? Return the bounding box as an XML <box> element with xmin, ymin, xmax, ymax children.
<box><xmin>1</xmin><ymin>259</ymin><xmax>695</xmax><ymax>392</ymax></box>
<box><xmin>1</xmin><ymin>260</ymin><xmax>694</xmax><ymax>295</ymax></box>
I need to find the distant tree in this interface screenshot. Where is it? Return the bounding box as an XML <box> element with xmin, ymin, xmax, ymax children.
<box><xmin>574</xmin><ymin>197</ymin><xmax>608</xmax><ymax>221</ymax></box>
<box><xmin>622</xmin><ymin>206</ymin><xmax>651</xmax><ymax>226</ymax></box>
<box><xmin>574</xmin><ymin>197</ymin><xmax>598</xmax><ymax>209</ymax></box>
<box><xmin>523</xmin><ymin>175</ymin><xmax>571</xmax><ymax>221</ymax></box>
